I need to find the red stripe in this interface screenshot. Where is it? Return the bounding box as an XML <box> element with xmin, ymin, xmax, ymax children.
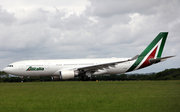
<box><xmin>139</xmin><ymin>46</ymin><xmax>158</xmax><ymax>69</ymax></box>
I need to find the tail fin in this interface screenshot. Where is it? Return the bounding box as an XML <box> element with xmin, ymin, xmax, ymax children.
<box><xmin>139</xmin><ymin>32</ymin><xmax>168</xmax><ymax>59</ymax></box>
<box><xmin>127</xmin><ymin>32</ymin><xmax>168</xmax><ymax>71</ymax></box>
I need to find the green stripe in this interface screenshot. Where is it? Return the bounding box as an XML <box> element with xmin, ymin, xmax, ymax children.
<box><xmin>157</xmin><ymin>33</ymin><xmax>168</xmax><ymax>58</ymax></box>
<box><xmin>127</xmin><ymin>32</ymin><xmax>168</xmax><ymax>72</ymax></box>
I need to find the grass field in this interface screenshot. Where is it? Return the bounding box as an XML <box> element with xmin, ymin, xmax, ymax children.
<box><xmin>0</xmin><ymin>81</ymin><xmax>180</xmax><ymax>112</ymax></box>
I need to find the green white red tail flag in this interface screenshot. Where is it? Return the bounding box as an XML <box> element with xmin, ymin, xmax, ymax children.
<box><xmin>127</xmin><ymin>32</ymin><xmax>168</xmax><ymax>72</ymax></box>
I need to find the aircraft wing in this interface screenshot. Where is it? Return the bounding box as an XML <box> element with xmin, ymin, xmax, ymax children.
<box><xmin>73</xmin><ymin>55</ymin><xmax>139</xmax><ymax>72</ymax></box>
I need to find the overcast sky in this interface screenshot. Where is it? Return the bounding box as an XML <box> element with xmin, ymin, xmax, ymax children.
<box><xmin>0</xmin><ymin>0</ymin><xmax>179</xmax><ymax>73</ymax></box>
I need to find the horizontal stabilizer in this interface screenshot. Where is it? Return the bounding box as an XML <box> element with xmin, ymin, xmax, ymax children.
<box><xmin>149</xmin><ymin>55</ymin><xmax>175</xmax><ymax>64</ymax></box>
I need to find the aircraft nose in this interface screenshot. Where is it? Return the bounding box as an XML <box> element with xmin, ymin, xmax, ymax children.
<box><xmin>3</xmin><ymin>67</ymin><xmax>10</xmax><ymax>74</ymax></box>
<box><xmin>3</xmin><ymin>67</ymin><xmax>7</xmax><ymax>72</ymax></box>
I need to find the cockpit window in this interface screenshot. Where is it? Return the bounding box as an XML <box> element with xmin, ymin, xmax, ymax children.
<box><xmin>7</xmin><ymin>65</ymin><xmax>13</xmax><ymax>67</ymax></box>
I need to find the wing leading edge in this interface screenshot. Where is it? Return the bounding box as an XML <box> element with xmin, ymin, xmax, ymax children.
<box><xmin>73</xmin><ymin>55</ymin><xmax>139</xmax><ymax>72</ymax></box>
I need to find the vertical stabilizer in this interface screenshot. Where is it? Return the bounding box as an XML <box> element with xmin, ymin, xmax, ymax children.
<box><xmin>127</xmin><ymin>32</ymin><xmax>168</xmax><ymax>72</ymax></box>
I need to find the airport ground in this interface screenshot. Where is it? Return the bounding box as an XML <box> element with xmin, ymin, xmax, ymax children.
<box><xmin>0</xmin><ymin>81</ymin><xmax>180</xmax><ymax>112</ymax></box>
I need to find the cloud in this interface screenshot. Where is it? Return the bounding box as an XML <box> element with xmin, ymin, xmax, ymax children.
<box><xmin>86</xmin><ymin>0</ymin><xmax>163</xmax><ymax>17</ymax></box>
<box><xmin>0</xmin><ymin>0</ymin><xmax>179</xmax><ymax>73</ymax></box>
<box><xmin>0</xmin><ymin>6</ymin><xmax>17</xmax><ymax>25</ymax></box>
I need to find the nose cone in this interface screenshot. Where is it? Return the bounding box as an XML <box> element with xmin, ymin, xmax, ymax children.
<box><xmin>3</xmin><ymin>67</ymin><xmax>8</xmax><ymax>73</ymax></box>
<box><xmin>3</xmin><ymin>67</ymin><xmax>11</xmax><ymax>74</ymax></box>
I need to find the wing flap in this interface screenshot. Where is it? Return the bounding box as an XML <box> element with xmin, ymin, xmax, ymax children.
<box><xmin>76</xmin><ymin>54</ymin><xmax>139</xmax><ymax>72</ymax></box>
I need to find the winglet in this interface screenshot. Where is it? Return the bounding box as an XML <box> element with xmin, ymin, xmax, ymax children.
<box><xmin>129</xmin><ymin>54</ymin><xmax>139</xmax><ymax>61</ymax></box>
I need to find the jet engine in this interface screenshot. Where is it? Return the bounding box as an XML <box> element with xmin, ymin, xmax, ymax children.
<box><xmin>51</xmin><ymin>76</ymin><xmax>60</xmax><ymax>81</ymax></box>
<box><xmin>60</xmin><ymin>70</ymin><xmax>77</xmax><ymax>80</ymax></box>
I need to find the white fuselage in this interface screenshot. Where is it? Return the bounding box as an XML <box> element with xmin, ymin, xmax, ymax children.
<box><xmin>3</xmin><ymin>58</ymin><xmax>135</xmax><ymax>77</ymax></box>
<box><xmin>3</xmin><ymin>32</ymin><xmax>173</xmax><ymax>80</ymax></box>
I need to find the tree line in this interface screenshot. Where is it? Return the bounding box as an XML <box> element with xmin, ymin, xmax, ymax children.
<box><xmin>0</xmin><ymin>68</ymin><xmax>180</xmax><ymax>82</ymax></box>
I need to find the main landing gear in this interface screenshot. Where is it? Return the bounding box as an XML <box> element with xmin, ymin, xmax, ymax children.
<box><xmin>21</xmin><ymin>76</ymin><xmax>24</xmax><ymax>83</ymax></box>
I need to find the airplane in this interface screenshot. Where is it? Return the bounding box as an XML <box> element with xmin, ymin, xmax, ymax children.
<box><xmin>3</xmin><ymin>32</ymin><xmax>175</xmax><ymax>80</ymax></box>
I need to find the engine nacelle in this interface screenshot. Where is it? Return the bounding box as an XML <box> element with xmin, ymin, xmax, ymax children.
<box><xmin>51</xmin><ymin>76</ymin><xmax>60</xmax><ymax>81</ymax></box>
<box><xmin>60</xmin><ymin>70</ymin><xmax>75</xmax><ymax>80</ymax></box>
